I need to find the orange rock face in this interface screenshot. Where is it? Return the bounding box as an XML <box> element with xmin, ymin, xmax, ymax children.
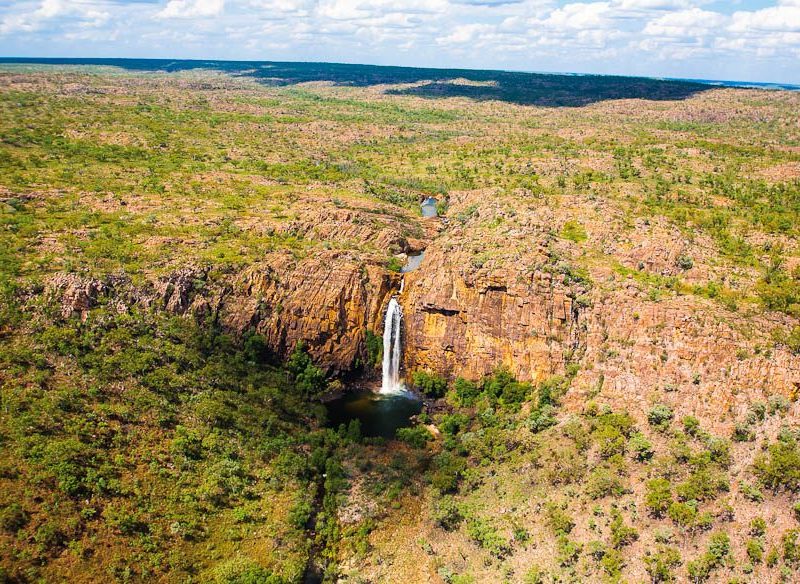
<box><xmin>401</xmin><ymin>252</ymin><xmax>581</xmax><ymax>383</ymax></box>
<box><xmin>221</xmin><ymin>251</ymin><xmax>397</xmax><ymax>373</ymax></box>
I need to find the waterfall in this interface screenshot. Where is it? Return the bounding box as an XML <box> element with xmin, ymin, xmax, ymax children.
<box><xmin>381</xmin><ymin>298</ymin><xmax>404</xmax><ymax>394</ymax></box>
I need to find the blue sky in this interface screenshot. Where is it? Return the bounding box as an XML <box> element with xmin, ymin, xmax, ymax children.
<box><xmin>1</xmin><ymin>0</ymin><xmax>798</xmax><ymax>83</ymax></box>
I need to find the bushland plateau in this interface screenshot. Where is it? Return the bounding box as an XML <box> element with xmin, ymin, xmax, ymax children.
<box><xmin>1</xmin><ymin>59</ymin><xmax>800</xmax><ymax>583</ymax></box>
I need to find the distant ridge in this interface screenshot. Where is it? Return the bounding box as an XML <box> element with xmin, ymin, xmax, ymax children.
<box><xmin>1</xmin><ymin>57</ymin><xmax>796</xmax><ymax>92</ymax></box>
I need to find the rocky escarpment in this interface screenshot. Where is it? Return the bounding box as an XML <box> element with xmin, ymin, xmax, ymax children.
<box><xmin>39</xmin><ymin>194</ymin><xmax>424</xmax><ymax>375</ymax></box>
<box><xmin>398</xmin><ymin>187</ymin><xmax>800</xmax><ymax>432</ymax></box>
<box><xmin>43</xmin><ymin>251</ymin><xmax>400</xmax><ymax>375</ymax></box>
<box><xmin>221</xmin><ymin>251</ymin><xmax>396</xmax><ymax>372</ymax></box>
<box><xmin>40</xmin><ymin>184</ymin><xmax>800</xmax><ymax>430</ymax></box>
<box><xmin>399</xmin><ymin>187</ymin><xmax>589</xmax><ymax>383</ymax></box>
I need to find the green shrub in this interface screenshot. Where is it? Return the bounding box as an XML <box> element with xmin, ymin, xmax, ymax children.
<box><xmin>777</xmin><ymin>326</ymin><xmax>800</xmax><ymax>354</ymax></box>
<box><xmin>746</xmin><ymin>538</ymin><xmax>764</xmax><ymax>564</ymax></box>
<box><xmin>739</xmin><ymin>481</ymin><xmax>764</xmax><ymax>502</ymax></box>
<box><xmin>676</xmin><ymin>468</ymin><xmax>729</xmax><ymax>502</ymax></box>
<box><xmin>536</xmin><ymin>375</ymin><xmax>569</xmax><ymax>407</ymax></box>
<box><xmin>0</xmin><ymin>503</ymin><xmax>30</xmax><ymax>533</ymax></box>
<box><xmin>523</xmin><ymin>566</ymin><xmax>547</xmax><ymax>584</ymax></box>
<box><xmin>287</xmin><ymin>498</ymin><xmax>313</xmax><ymax>530</ymax></box>
<box><xmin>364</xmin><ymin>329</ymin><xmax>382</xmax><ymax>367</ymax></box>
<box><xmin>695</xmin><ymin>511</ymin><xmax>714</xmax><ymax>531</ymax></box>
<box><xmin>397</xmin><ymin>425</ymin><xmax>431</xmax><ymax>448</ymax></box>
<box><xmin>644</xmin><ymin>546</ymin><xmax>681</xmax><ymax>583</ymax></box>
<box><xmin>750</xmin><ymin>401</ymin><xmax>767</xmax><ymax>422</ymax></box>
<box><xmin>704</xmin><ymin>436</ymin><xmax>731</xmax><ymax>467</ymax></box>
<box><xmin>766</xmin><ymin>546</ymin><xmax>780</xmax><ymax>567</ymax></box>
<box><xmin>600</xmin><ymin>548</ymin><xmax>624</xmax><ymax>578</ymax></box>
<box><xmin>452</xmin><ymin>377</ymin><xmax>480</xmax><ymax>405</ymax></box>
<box><xmin>676</xmin><ymin>255</ymin><xmax>694</xmax><ymax>270</ymax></box>
<box><xmin>648</xmin><ymin>404</ymin><xmax>674</xmax><ymax>430</ymax></box>
<box><xmin>755</xmin><ymin>263</ymin><xmax>800</xmax><ymax>316</ymax></box>
<box><xmin>466</xmin><ymin>517</ymin><xmax>510</xmax><ymax>559</ymax></box>
<box><xmin>556</xmin><ymin>535</ymin><xmax>581</xmax><ymax>567</ymax></box>
<box><xmin>686</xmin><ymin>532</ymin><xmax>730</xmax><ymax>582</ymax></box>
<box><xmin>733</xmin><ymin>422</ymin><xmax>755</xmax><ymax>442</ymax></box>
<box><xmin>439</xmin><ymin>413</ymin><xmax>469</xmax><ymax>438</ymax></box>
<box><xmin>646</xmin><ymin>478</ymin><xmax>673</xmax><ymax>518</ymax></box>
<box><xmin>783</xmin><ymin>529</ymin><xmax>800</xmax><ymax>566</ymax></box>
<box><xmin>0</xmin><ymin>503</ymin><xmax>28</xmax><ymax>533</ymax></box>
<box><xmin>753</xmin><ymin>438</ymin><xmax>800</xmax><ymax>491</ymax></box>
<box><xmin>411</xmin><ymin>370</ymin><xmax>448</xmax><ymax>398</ymax></box>
<box><xmin>768</xmin><ymin>394</ymin><xmax>790</xmax><ymax>415</ymax></box>
<box><xmin>33</xmin><ymin>522</ymin><xmax>65</xmax><ymax>551</ymax></box>
<box><xmin>592</xmin><ymin>413</ymin><xmax>634</xmax><ymax>459</ymax></box>
<box><xmin>430</xmin><ymin>451</ymin><xmax>466</xmax><ymax>493</ymax></box>
<box><xmin>546</xmin><ymin>503</ymin><xmax>574</xmax><ymax>536</ymax></box>
<box><xmin>528</xmin><ymin>404</ymin><xmax>557</xmax><ymax>434</ymax></box>
<box><xmin>594</xmin><ymin>425</ymin><xmax>627</xmax><ymax>459</ymax></box>
<box><xmin>630</xmin><ymin>431</ymin><xmax>654</xmax><ymax>461</ymax></box>
<box><xmin>172</xmin><ymin>425</ymin><xmax>203</xmax><ymax>460</ymax></box>
<box><xmin>432</xmin><ymin>496</ymin><xmax>463</xmax><ymax>531</ymax></box>
<box><xmin>286</xmin><ymin>341</ymin><xmax>326</xmax><ymax>395</ymax></box>
<box><xmin>667</xmin><ymin>501</ymin><xmax>697</xmax><ymax>529</ymax></box>
<box><xmin>386</xmin><ymin>256</ymin><xmax>404</xmax><ymax>272</ymax></box>
<box><xmin>103</xmin><ymin>504</ymin><xmax>148</xmax><ymax>536</ymax></box>
<box><xmin>481</xmin><ymin>367</ymin><xmax>532</xmax><ymax>408</ymax></box>
<box><xmin>750</xmin><ymin>517</ymin><xmax>767</xmax><ymax>537</ymax></box>
<box><xmin>210</xmin><ymin>557</ymin><xmax>285</xmax><ymax>584</ymax></box>
<box><xmin>586</xmin><ymin>468</ymin><xmax>626</xmax><ymax>499</ymax></box>
<box><xmin>682</xmin><ymin>416</ymin><xmax>701</xmax><ymax>437</ymax></box>
<box><xmin>610</xmin><ymin>510</ymin><xmax>638</xmax><ymax>549</ymax></box>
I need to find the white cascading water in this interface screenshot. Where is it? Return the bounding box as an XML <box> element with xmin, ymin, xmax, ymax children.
<box><xmin>381</xmin><ymin>297</ymin><xmax>404</xmax><ymax>393</ymax></box>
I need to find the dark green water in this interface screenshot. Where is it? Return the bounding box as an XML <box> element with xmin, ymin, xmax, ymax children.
<box><xmin>325</xmin><ymin>391</ymin><xmax>422</xmax><ymax>438</ymax></box>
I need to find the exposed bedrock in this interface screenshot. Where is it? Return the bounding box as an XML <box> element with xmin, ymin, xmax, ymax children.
<box><xmin>401</xmin><ymin>250</ymin><xmax>583</xmax><ymax>383</ymax></box>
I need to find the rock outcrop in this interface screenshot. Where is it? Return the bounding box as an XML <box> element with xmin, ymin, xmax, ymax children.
<box><xmin>402</xmin><ymin>251</ymin><xmax>583</xmax><ymax>383</ymax></box>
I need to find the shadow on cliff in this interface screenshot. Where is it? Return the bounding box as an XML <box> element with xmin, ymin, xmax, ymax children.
<box><xmin>1</xmin><ymin>57</ymin><xmax>714</xmax><ymax>108</ymax></box>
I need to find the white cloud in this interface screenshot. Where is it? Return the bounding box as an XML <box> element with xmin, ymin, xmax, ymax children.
<box><xmin>643</xmin><ymin>8</ymin><xmax>726</xmax><ymax>38</ymax></box>
<box><xmin>0</xmin><ymin>0</ymin><xmax>110</xmax><ymax>34</ymax></box>
<box><xmin>535</xmin><ymin>2</ymin><xmax>613</xmax><ymax>31</ymax></box>
<box><xmin>611</xmin><ymin>0</ymin><xmax>695</xmax><ymax>10</ymax></box>
<box><xmin>247</xmin><ymin>0</ymin><xmax>317</xmax><ymax>16</ymax></box>
<box><xmin>156</xmin><ymin>0</ymin><xmax>225</xmax><ymax>19</ymax></box>
<box><xmin>438</xmin><ymin>22</ymin><xmax>494</xmax><ymax>44</ymax></box>
<box><xmin>729</xmin><ymin>3</ymin><xmax>800</xmax><ymax>33</ymax></box>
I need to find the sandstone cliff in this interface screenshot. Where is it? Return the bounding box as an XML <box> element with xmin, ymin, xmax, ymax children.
<box><xmin>42</xmin><ymin>185</ymin><xmax>800</xmax><ymax>431</ymax></box>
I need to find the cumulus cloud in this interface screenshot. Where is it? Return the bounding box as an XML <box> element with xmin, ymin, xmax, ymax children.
<box><xmin>0</xmin><ymin>0</ymin><xmax>798</xmax><ymax>84</ymax></box>
<box><xmin>0</xmin><ymin>0</ymin><xmax>110</xmax><ymax>34</ymax></box>
<box><xmin>729</xmin><ymin>2</ymin><xmax>800</xmax><ymax>33</ymax></box>
<box><xmin>643</xmin><ymin>8</ymin><xmax>725</xmax><ymax>37</ymax></box>
<box><xmin>156</xmin><ymin>0</ymin><xmax>224</xmax><ymax>19</ymax></box>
